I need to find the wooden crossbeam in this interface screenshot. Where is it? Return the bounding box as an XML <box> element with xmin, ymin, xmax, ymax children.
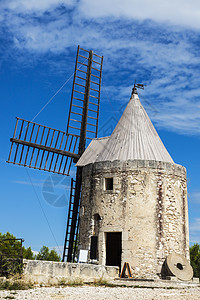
<box><xmin>66</xmin><ymin>45</ymin><xmax>103</xmax><ymax>142</ymax></box>
<box><xmin>7</xmin><ymin>117</ymin><xmax>80</xmax><ymax>175</ymax></box>
<box><xmin>10</xmin><ymin>138</ymin><xmax>80</xmax><ymax>160</ymax></box>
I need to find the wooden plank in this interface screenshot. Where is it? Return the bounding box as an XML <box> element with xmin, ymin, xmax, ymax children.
<box><xmin>16</xmin><ymin>117</ymin><xmax>66</xmax><ymax>134</ymax></box>
<box><xmin>19</xmin><ymin>121</ymin><xmax>30</xmax><ymax>163</ymax></box>
<box><xmin>79</xmin><ymin>54</ymin><xmax>88</xmax><ymax>60</ymax></box>
<box><xmin>48</xmin><ymin>131</ymin><xmax>60</xmax><ymax>171</ymax></box>
<box><xmin>72</xmin><ymin>104</ymin><xmax>83</xmax><ymax>109</ymax></box>
<box><xmin>93</xmin><ymin>52</ymin><xmax>102</xmax><ymax>59</ymax></box>
<box><xmin>77</xmin><ymin>69</ymin><xmax>87</xmax><ymax>75</ymax></box>
<box><xmin>92</xmin><ymin>59</ymin><xmax>101</xmax><ymax>65</ymax></box>
<box><xmin>90</xmin><ymin>80</ymin><xmax>99</xmax><ymax>85</ymax></box>
<box><xmin>87</xmin><ymin>122</ymin><xmax>96</xmax><ymax>127</ymax></box>
<box><xmin>13</xmin><ymin>119</ymin><xmax>24</xmax><ymax>163</ymax></box>
<box><xmin>74</xmin><ymin>90</ymin><xmax>85</xmax><ymax>95</ymax></box>
<box><xmin>24</xmin><ymin>123</ymin><xmax>35</xmax><ymax>165</ymax></box>
<box><xmin>66</xmin><ymin>45</ymin><xmax>80</xmax><ymax>134</ymax></box>
<box><xmin>91</xmin><ymin>73</ymin><xmax>100</xmax><ymax>79</ymax></box>
<box><xmin>88</xmin><ymin>108</ymin><xmax>97</xmax><ymax>113</ymax></box>
<box><xmin>34</xmin><ymin>126</ymin><xmax>45</xmax><ymax>167</ymax></box>
<box><xmin>89</xmin><ymin>94</ymin><xmax>99</xmax><ymax>99</ymax></box>
<box><xmin>90</xmin><ymin>87</ymin><xmax>100</xmax><ymax>93</ymax></box>
<box><xmin>68</xmin><ymin>125</ymin><xmax>81</xmax><ymax>131</ymax></box>
<box><xmin>76</xmin><ymin>75</ymin><xmax>87</xmax><ymax>81</ymax></box>
<box><xmin>95</xmin><ymin>55</ymin><xmax>103</xmax><ymax>137</ymax></box>
<box><xmin>7</xmin><ymin>161</ymin><xmax>70</xmax><ymax>175</ymax></box>
<box><xmin>10</xmin><ymin>138</ymin><xmax>80</xmax><ymax>160</ymax></box>
<box><xmin>73</xmin><ymin>97</ymin><xmax>84</xmax><ymax>102</ymax></box>
<box><xmin>91</xmin><ymin>66</ymin><xmax>101</xmax><ymax>72</ymax></box>
<box><xmin>44</xmin><ymin>129</ymin><xmax>55</xmax><ymax>169</ymax></box>
<box><xmin>53</xmin><ymin>133</ymin><xmax>68</xmax><ymax>172</ymax></box>
<box><xmin>77</xmin><ymin>61</ymin><xmax>88</xmax><ymax>67</ymax></box>
<box><xmin>89</xmin><ymin>102</ymin><xmax>98</xmax><ymax>106</ymax></box>
<box><xmin>58</xmin><ymin>135</ymin><xmax>73</xmax><ymax>173</ymax></box>
<box><xmin>75</xmin><ymin>82</ymin><xmax>86</xmax><ymax>88</ymax></box>
<box><xmin>71</xmin><ymin>111</ymin><xmax>83</xmax><ymax>116</ymax></box>
<box><xmin>88</xmin><ymin>115</ymin><xmax>98</xmax><ymax>120</ymax></box>
<box><xmin>79</xmin><ymin>47</ymin><xmax>90</xmax><ymax>53</ymax></box>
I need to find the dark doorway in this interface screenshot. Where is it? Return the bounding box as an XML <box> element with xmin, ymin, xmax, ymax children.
<box><xmin>106</xmin><ymin>232</ymin><xmax>122</xmax><ymax>271</ymax></box>
<box><xmin>90</xmin><ymin>236</ymin><xmax>98</xmax><ymax>259</ymax></box>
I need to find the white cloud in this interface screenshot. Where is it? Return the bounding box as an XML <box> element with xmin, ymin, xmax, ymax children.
<box><xmin>150</xmin><ymin>97</ymin><xmax>200</xmax><ymax>135</ymax></box>
<box><xmin>1</xmin><ymin>0</ymin><xmax>200</xmax><ymax>136</ymax></box>
<box><xmin>3</xmin><ymin>0</ymin><xmax>200</xmax><ymax>32</ymax></box>
<box><xmin>79</xmin><ymin>0</ymin><xmax>200</xmax><ymax>29</ymax></box>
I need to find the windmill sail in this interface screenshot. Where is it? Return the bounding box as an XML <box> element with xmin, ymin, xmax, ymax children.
<box><xmin>62</xmin><ymin>46</ymin><xmax>103</xmax><ymax>262</ymax></box>
<box><xmin>7</xmin><ymin>118</ymin><xmax>79</xmax><ymax>175</ymax></box>
<box><xmin>67</xmin><ymin>46</ymin><xmax>103</xmax><ymax>146</ymax></box>
<box><xmin>7</xmin><ymin>45</ymin><xmax>104</xmax><ymax>263</ymax></box>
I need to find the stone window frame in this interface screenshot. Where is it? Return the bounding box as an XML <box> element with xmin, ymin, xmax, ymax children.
<box><xmin>102</xmin><ymin>176</ymin><xmax>120</xmax><ymax>193</ymax></box>
<box><xmin>101</xmin><ymin>176</ymin><xmax>119</xmax><ymax>193</ymax></box>
<box><xmin>104</xmin><ymin>177</ymin><xmax>114</xmax><ymax>191</ymax></box>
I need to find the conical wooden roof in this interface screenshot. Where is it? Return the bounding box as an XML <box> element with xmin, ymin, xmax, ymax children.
<box><xmin>76</xmin><ymin>90</ymin><xmax>173</xmax><ymax>166</ymax></box>
<box><xmin>96</xmin><ymin>92</ymin><xmax>173</xmax><ymax>163</ymax></box>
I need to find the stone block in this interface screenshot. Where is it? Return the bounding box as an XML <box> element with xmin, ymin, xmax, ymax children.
<box><xmin>137</xmin><ymin>160</ymin><xmax>145</xmax><ymax>168</ymax></box>
<box><xmin>193</xmin><ymin>277</ymin><xmax>199</xmax><ymax>283</ymax></box>
<box><xmin>23</xmin><ymin>260</ymin><xmax>119</xmax><ymax>284</ymax></box>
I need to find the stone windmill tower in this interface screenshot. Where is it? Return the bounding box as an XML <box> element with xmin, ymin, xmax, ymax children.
<box><xmin>76</xmin><ymin>86</ymin><xmax>190</xmax><ymax>279</ymax></box>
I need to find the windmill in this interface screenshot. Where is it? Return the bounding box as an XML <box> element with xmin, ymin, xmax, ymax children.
<box><xmin>7</xmin><ymin>45</ymin><xmax>104</xmax><ymax>262</ymax></box>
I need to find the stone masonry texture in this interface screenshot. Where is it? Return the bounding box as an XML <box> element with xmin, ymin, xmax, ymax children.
<box><xmin>79</xmin><ymin>160</ymin><xmax>189</xmax><ymax>279</ymax></box>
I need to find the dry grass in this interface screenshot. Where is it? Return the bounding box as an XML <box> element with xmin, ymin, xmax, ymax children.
<box><xmin>0</xmin><ymin>275</ymin><xmax>33</xmax><ymax>291</ymax></box>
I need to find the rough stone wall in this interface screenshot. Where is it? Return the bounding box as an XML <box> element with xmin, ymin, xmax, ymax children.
<box><xmin>79</xmin><ymin>160</ymin><xmax>189</xmax><ymax>279</ymax></box>
<box><xmin>23</xmin><ymin>260</ymin><xmax>119</xmax><ymax>284</ymax></box>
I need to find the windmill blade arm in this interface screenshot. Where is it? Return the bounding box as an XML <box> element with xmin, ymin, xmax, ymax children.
<box><xmin>10</xmin><ymin>138</ymin><xmax>80</xmax><ymax>160</ymax></box>
<box><xmin>7</xmin><ymin>117</ymin><xmax>80</xmax><ymax>175</ymax></box>
<box><xmin>66</xmin><ymin>46</ymin><xmax>103</xmax><ymax>147</ymax></box>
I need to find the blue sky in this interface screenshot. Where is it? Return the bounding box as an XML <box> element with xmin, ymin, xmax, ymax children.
<box><xmin>0</xmin><ymin>0</ymin><xmax>200</xmax><ymax>255</ymax></box>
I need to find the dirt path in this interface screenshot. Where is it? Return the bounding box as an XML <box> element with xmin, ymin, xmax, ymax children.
<box><xmin>0</xmin><ymin>286</ymin><xmax>200</xmax><ymax>300</ymax></box>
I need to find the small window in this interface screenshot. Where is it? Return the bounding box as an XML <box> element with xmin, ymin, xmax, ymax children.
<box><xmin>105</xmin><ymin>177</ymin><xmax>113</xmax><ymax>191</ymax></box>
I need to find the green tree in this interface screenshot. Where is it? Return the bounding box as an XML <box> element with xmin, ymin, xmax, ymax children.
<box><xmin>23</xmin><ymin>246</ymin><xmax>35</xmax><ymax>260</ymax></box>
<box><xmin>0</xmin><ymin>232</ymin><xmax>60</xmax><ymax>264</ymax></box>
<box><xmin>48</xmin><ymin>249</ymin><xmax>61</xmax><ymax>262</ymax></box>
<box><xmin>0</xmin><ymin>232</ymin><xmax>25</xmax><ymax>276</ymax></box>
<box><xmin>0</xmin><ymin>232</ymin><xmax>35</xmax><ymax>260</ymax></box>
<box><xmin>190</xmin><ymin>243</ymin><xmax>200</xmax><ymax>279</ymax></box>
<box><xmin>36</xmin><ymin>246</ymin><xmax>60</xmax><ymax>261</ymax></box>
<box><xmin>0</xmin><ymin>232</ymin><xmax>22</xmax><ymax>258</ymax></box>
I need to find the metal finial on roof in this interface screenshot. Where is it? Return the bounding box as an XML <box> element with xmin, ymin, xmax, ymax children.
<box><xmin>132</xmin><ymin>86</ymin><xmax>138</xmax><ymax>95</ymax></box>
<box><xmin>132</xmin><ymin>82</ymin><xmax>145</xmax><ymax>95</ymax></box>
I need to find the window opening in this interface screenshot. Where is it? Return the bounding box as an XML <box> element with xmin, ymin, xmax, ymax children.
<box><xmin>105</xmin><ymin>177</ymin><xmax>113</xmax><ymax>191</ymax></box>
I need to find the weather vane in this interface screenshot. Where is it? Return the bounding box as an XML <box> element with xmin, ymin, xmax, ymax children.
<box><xmin>132</xmin><ymin>80</ymin><xmax>146</xmax><ymax>94</ymax></box>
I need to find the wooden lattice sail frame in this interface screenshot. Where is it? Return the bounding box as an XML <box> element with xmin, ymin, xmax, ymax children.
<box><xmin>7</xmin><ymin>45</ymin><xmax>104</xmax><ymax>262</ymax></box>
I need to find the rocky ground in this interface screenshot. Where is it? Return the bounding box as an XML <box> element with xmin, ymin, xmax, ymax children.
<box><xmin>0</xmin><ymin>286</ymin><xmax>200</xmax><ymax>300</ymax></box>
